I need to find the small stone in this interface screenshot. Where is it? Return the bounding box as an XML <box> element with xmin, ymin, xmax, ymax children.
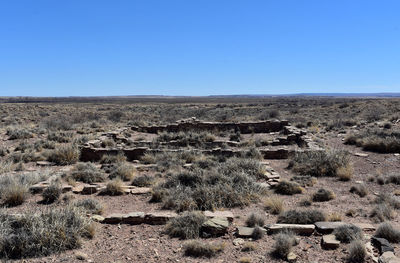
<box><xmin>91</xmin><ymin>215</ymin><xmax>105</xmax><ymax>223</ymax></box>
<box><xmin>36</xmin><ymin>161</ymin><xmax>54</xmax><ymax>166</ymax></box>
<box><xmin>379</xmin><ymin>251</ymin><xmax>400</xmax><ymax>263</ymax></box>
<box><xmin>236</xmin><ymin>227</ymin><xmax>255</xmax><ymax>238</ymax></box>
<box><xmin>354</xmin><ymin>152</ymin><xmax>369</xmax><ymax>157</ymax></box>
<box><xmin>233</xmin><ymin>238</ymin><xmax>245</xmax><ymax>246</ymax></box>
<box><xmin>75</xmin><ymin>252</ymin><xmax>88</xmax><ymax>260</ymax></box>
<box><xmin>322</xmin><ymin>234</ymin><xmax>340</xmax><ymax>249</ymax></box>
<box><xmin>371</xmin><ymin>237</ymin><xmax>394</xmax><ymax>254</ymax></box>
<box><xmin>287</xmin><ymin>252</ymin><xmax>297</xmax><ymax>262</ymax></box>
<box><xmin>201</xmin><ymin>217</ymin><xmax>229</xmax><ymax>236</ymax></box>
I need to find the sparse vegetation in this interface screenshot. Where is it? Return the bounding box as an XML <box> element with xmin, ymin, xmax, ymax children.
<box><xmin>73</xmin><ymin>199</ymin><xmax>104</xmax><ymax>215</ymax></box>
<box><xmin>109</xmin><ymin>162</ymin><xmax>136</xmax><ymax>181</ymax></box>
<box><xmin>246</xmin><ymin>213</ymin><xmax>265</xmax><ymax>227</ymax></box>
<box><xmin>272</xmin><ymin>231</ymin><xmax>297</xmax><ymax>259</ymax></box>
<box><xmin>348</xmin><ymin>240</ymin><xmax>366</xmax><ymax>263</ymax></box>
<box><xmin>102</xmin><ymin>178</ymin><xmax>125</xmax><ymax>196</ymax></box>
<box><xmin>274</xmin><ymin>180</ymin><xmax>303</xmax><ymax>195</ymax></box>
<box><xmin>264</xmin><ymin>196</ymin><xmax>284</xmax><ymax>214</ymax></box>
<box><xmin>334</xmin><ymin>224</ymin><xmax>363</xmax><ymax>243</ymax></box>
<box><xmin>184</xmin><ymin>240</ymin><xmax>224</xmax><ymax>258</ymax></box>
<box><xmin>312</xmin><ymin>188</ymin><xmax>335</xmax><ymax>202</ymax></box>
<box><xmin>70</xmin><ymin>162</ymin><xmax>106</xmax><ymax>183</ymax></box>
<box><xmin>48</xmin><ymin>144</ymin><xmax>80</xmax><ymax>165</ymax></box>
<box><xmin>374</xmin><ymin>222</ymin><xmax>400</xmax><ymax>243</ymax></box>
<box><xmin>164</xmin><ymin>211</ymin><xmax>206</xmax><ymax>239</ymax></box>
<box><xmin>350</xmin><ymin>184</ymin><xmax>368</xmax><ymax>197</ymax></box>
<box><xmin>42</xmin><ymin>182</ymin><xmax>62</xmax><ymax>203</ymax></box>
<box><xmin>277</xmin><ymin>209</ymin><xmax>326</xmax><ymax>224</ymax></box>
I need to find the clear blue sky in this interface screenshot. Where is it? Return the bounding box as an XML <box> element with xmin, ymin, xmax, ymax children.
<box><xmin>0</xmin><ymin>0</ymin><xmax>399</xmax><ymax>96</ymax></box>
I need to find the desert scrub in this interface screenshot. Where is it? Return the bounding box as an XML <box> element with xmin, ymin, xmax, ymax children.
<box><xmin>101</xmin><ymin>178</ymin><xmax>125</xmax><ymax>196</ymax></box>
<box><xmin>47</xmin><ymin>131</ymin><xmax>74</xmax><ymax>143</ymax></box>
<box><xmin>0</xmin><ymin>207</ymin><xmax>93</xmax><ymax>259</ymax></box>
<box><xmin>73</xmin><ymin>199</ymin><xmax>103</xmax><ymax>215</ymax></box>
<box><xmin>164</xmin><ymin>211</ymin><xmax>206</xmax><ymax>239</ymax></box>
<box><xmin>42</xmin><ymin>182</ymin><xmax>62</xmax><ymax>203</ymax></box>
<box><xmin>70</xmin><ymin>162</ymin><xmax>106</xmax><ymax>183</ymax></box>
<box><xmin>263</xmin><ymin>196</ymin><xmax>284</xmax><ymax>214</ymax></box>
<box><xmin>155</xmin><ymin>131</ymin><xmax>215</xmax><ymax>148</ymax></box>
<box><xmin>334</xmin><ymin>224</ymin><xmax>363</xmax><ymax>243</ymax></box>
<box><xmin>183</xmin><ymin>240</ymin><xmax>224</xmax><ymax>258</ymax></box>
<box><xmin>246</xmin><ymin>213</ymin><xmax>265</xmax><ymax>227</ymax></box>
<box><xmin>132</xmin><ymin>174</ymin><xmax>154</xmax><ymax>187</ymax></box>
<box><xmin>374</xmin><ymin>222</ymin><xmax>400</xmax><ymax>243</ymax></box>
<box><xmin>348</xmin><ymin>240</ymin><xmax>366</xmax><ymax>263</ymax></box>
<box><xmin>108</xmin><ymin>162</ymin><xmax>136</xmax><ymax>181</ymax></box>
<box><xmin>345</xmin><ymin>129</ymin><xmax>400</xmax><ymax>153</ymax></box>
<box><xmin>6</xmin><ymin>126</ymin><xmax>33</xmax><ymax>140</ymax></box>
<box><xmin>312</xmin><ymin>188</ymin><xmax>335</xmax><ymax>202</ymax></box>
<box><xmin>152</xmin><ymin>157</ymin><xmax>267</xmax><ymax>211</ymax></box>
<box><xmin>289</xmin><ymin>150</ymin><xmax>352</xmax><ymax>178</ymax></box>
<box><xmin>350</xmin><ymin>184</ymin><xmax>368</xmax><ymax>197</ymax></box>
<box><xmin>100</xmin><ymin>153</ymin><xmax>126</xmax><ymax>164</ymax></box>
<box><xmin>48</xmin><ymin>144</ymin><xmax>80</xmax><ymax>165</ymax></box>
<box><xmin>277</xmin><ymin>209</ymin><xmax>326</xmax><ymax>224</ymax></box>
<box><xmin>274</xmin><ymin>180</ymin><xmax>303</xmax><ymax>195</ymax></box>
<box><xmin>272</xmin><ymin>231</ymin><xmax>297</xmax><ymax>259</ymax></box>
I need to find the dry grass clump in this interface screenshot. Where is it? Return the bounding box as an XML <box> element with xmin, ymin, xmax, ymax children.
<box><xmin>6</xmin><ymin>127</ymin><xmax>33</xmax><ymax>140</ymax></box>
<box><xmin>102</xmin><ymin>179</ymin><xmax>125</xmax><ymax>196</ymax></box>
<box><xmin>48</xmin><ymin>144</ymin><xmax>80</xmax><ymax>165</ymax></box>
<box><xmin>337</xmin><ymin>165</ymin><xmax>354</xmax><ymax>181</ymax></box>
<box><xmin>70</xmin><ymin>162</ymin><xmax>106</xmax><ymax>184</ymax></box>
<box><xmin>252</xmin><ymin>226</ymin><xmax>265</xmax><ymax>240</ymax></box>
<box><xmin>387</xmin><ymin>174</ymin><xmax>400</xmax><ymax>185</ymax></box>
<box><xmin>370</xmin><ymin>204</ymin><xmax>395</xmax><ymax>222</ymax></box>
<box><xmin>272</xmin><ymin>231</ymin><xmax>297</xmax><ymax>259</ymax></box>
<box><xmin>328</xmin><ymin>212</ymin><xmax>342</xmax><ymax>222</ymax></box>
<box><xmin>156</xmin><ymin>131</ymin><xmax>215</xmax><ymax>148</ymax></box>
<box><xmin>100</xmin><ymin>153</ymin><xmax>126</xmax><ymax>164</ymax></box>
<box><xmin>109</xmin><ymin>162</ymin><xmax>136</xmax><ymax>181</ymax></box>
<box><xmin>47</xmin><ymin>131</ymin><xmax>74</xmax><ymax>143</ymax></box>
<box><xmin>152</xmin><ymin>157</ymin><xmax>267</xmax><ymax>211</ymax></box>
<box><xmin>277</xmin><ymin>209</ymin><xmax>326</xmax><ymax>224</ymax></box>
<box><xmin>374</xmin><ymin>222</ymin><xmax>400</xmax><ymax>243</ymax></box>
<box><xmin>289</xmin><ymin>150</ymin><xmax>352</xmax><ymax>178</ymax></box>
<box><xmin>1</xmin><ymin>181</ymin><xmax>29</xmax><ymax>207</ymax></box>
<box><xmin>73</xmin><ymin>199</ymin><xmax>104</xmax><ymax>215</ymax></box>
<box><xmin>290</xmin><ymin>175</ymin><xmax>317</xmax><ymax>187</ymax></box>
<box><xmin>334</xmin><ymin>225</ymin><xmax>363</xmax><ymax>243</ymax></box>
<box><xmin>264</xmin><ymin>196</ymin><xmax>284</xmax><ymax>215</ymax></box>
<box><xmin>350</xmin><ymin>184</ymin><xmax>368</xmax><ymax>197</ymax></box>
<box><xmin>345</xmin><ymin>129</ymin><xmax>400</xmax><ymax>153</ymax></box>
<box><xmin>184</xmin><ymin>240</ymin><xmax>224</xmax><ymax>258</ymax></box>
<box><xmin>274</xmin><ymin>180</ymin><xmax>303</xmax><ymax>195</ymax></box>
<box><xmin>0</xmin><ymin>207</ymin><xmax>93</xmax><ymax>259</ymax></box>
<box><xmin>241</xmin><ymin>242</ymin><xmax>257</xmax><ymax>252</ymax></box>
<box><xmin>132</xmin><ymin>174</ymin><xmax>154</xmax><ymax>187</ymax></box>
<box><xmin>246</xmin><ymin>213</ymin><xmax>265</xmax><ymax>227</ymax></box>
<box><xmin>312</xmin><ymin>188</ymin><xmax>335</xmax><ymax>202</ymax></box>
<box><xmin>42</xmin><ymin>182</ymin><xmax>62</xmax><ymax>203</ymax></box>
<box><xmin>164</xmin><ymin>211</ymin><xmax>206</xmax><ymax>239</ymax></box>
<box><xmin>348</xmin><ymin>240</ymin><xmax>366</xmax><ymax>263</ymax></box>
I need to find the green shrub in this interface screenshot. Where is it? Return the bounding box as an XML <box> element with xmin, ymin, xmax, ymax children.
<box><xmin>164</xmin><ymin>211</ymin><xmax>206</xmax><ymax>239</ymax></box>
<box><xmin>277</xmin><ymin>209</ymin><xmax>326</xmax><ymax>224</ymax></box>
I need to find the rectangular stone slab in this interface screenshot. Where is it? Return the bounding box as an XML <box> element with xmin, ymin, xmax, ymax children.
<box><xmin>267</xmin><ymin>224</ymin><xmax>315</xmax><ymax>235</ymax></box>
<box><xmin>322</xmin><ymin>234</ymin><xmax>340</xmax><ymax>249</ymax></box>
<box><xmin>314</xmin><ymin>221</ymin><xmax>347</xmax><ymax>234</ymax></box>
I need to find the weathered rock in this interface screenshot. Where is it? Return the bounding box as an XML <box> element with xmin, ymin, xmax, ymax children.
<box><xmin>379</xmin><ymin>252</ymin><xmax>400</xmax><ymax>263</ymax></box>
<box><xmin>145</xmin><ymin>212</ymin><xmax>177</xmax><ymax>225</ymax></box>
<box><xmin>233</xmin><ymin>238</ymin><xmax>245</xmax><ymax>246</ymax></box>
<box><xmin>103</xmin><ymin>213</ymin><xmax>124</xmax><ymax>224</ymax></box>
<box><xmin>202</xmin><ymin>217</ymin><xmax>229</xmax><ymax>236</ymax></box>
<box><xmin>131</xmin><ymin>187</ymin><xmax>152</xmax><ymax>195</ymax></box>
<box><xmin>29</xmin><ymin>183</ymin><xmax>47</xmax><ymax>194</ymax></box>
<box><xmin>354</xmin><ymin>152</ymin><xmax>369</xmax><ymax>157</ymax></box>
<box><xmin>91</xmin><ymin>215</ymin><xmax>105</xmax><ymax>223</ymax></box>
<box><xmin>72</xmin><ymin>185</ymin><xmax>84</xmax><ymax>194</ymax></box>
<box><xmin>354</xmin><ymin>223</ymin><xmax>376</xmax><ymax>231</ymax></box>
<box><xmin>36</xmin><ymin>161</ymin><xmax>54</xmax><ymax>166</ymax></box>
<box><xmin>267</xmin><ymin>224</ymin><xmax>315</xmax><ymax>235</ymax></box>
<box><xmin>81</xmin><ymin>185</ymin><xmax>98</xmax><ymax>195</ymax></box>
<box><xmin>321</xmin><ymin>234</ymin><xmax>340</xmax><ymax>249</ymax></box>
<box><xmin>204</xmin><ymin>210</ymin><xmax>234</xmax><ymax>222</ymax></box>
<box><xmin>61</xmin><ymin>185</ymin><xmax>73</xmax><ymax>193</ymax></box>
<box><xmin>75</xmin><ymin>252</ymin><xmax>88</xmax><ymax>260</ymax></box>
<box><xmin>372</xmin><ymin>237</ymin><xmax>394</xmax><ymax>254</ymax></box>
<box><xmin>287</xmin><ymin>252</ymin><xmax>297</xmax><ymax>262</ymax></box>
<box><xmin>315</xmin><ymin>221</ymin><xmax>347</xmax><ymax>234</ymax></box>
<box><xmin>236</xmin><ymin>227</ymin><xmax>256</xmax><ymax>238</ymax></box>
<box><xmin>122</xmin><ymin>212</ymin><xmax>145</xmax><ymax>225</ymax></box>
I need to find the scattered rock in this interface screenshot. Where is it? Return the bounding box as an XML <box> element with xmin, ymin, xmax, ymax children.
<box><xmin>379</xmin><ymin>251</ymin><xmax>400</xmax><ymax>263</ymax></box>
<box><xmin>233</xmin><ymin>238</ymin><xmax>245</xmax><ymax>246</ymax></box>
<box><xmin>287</xmin><ymin>252</ymin><xmax>297</xmax><ymax>262</ymax></box>
<box><xmin>204</xmin><ymin>210</ymin><xmax>234</xmax><ymax>222</ymax></box>
<box><xmin>145</xmin><ymin>212</ymin><xmax>177</xmax><ymax>225</ymax></box>
<box><xmin>202</xmin><ymin>217</ymin><xmax>229</xmax><ymax>236</ymax></box>
<box><xmin>267</xmin><ymin>224</ymin><xmax>315</xmax><ymax>235</ymax></box>
<box><xmin>236</xmin><ymin>227</ymin><xmax>256</xmax><ymax>238</ymax></box>
<box><xmin>315</xmin><ymin>221</ymin><xmax>346</xmax><ymax>234</ymax></box>
<box><xmin>372</xmin><ymin>237</ymin><xmax>394</xmax><ymax>254</ymax></box>
<box><xmin>91</xmin><ymin>215</ymin><xmax>105</xmax><ymax>223</ymax></box>
<box><xmin>122</xmin><ymin>212</ymin><xmax>145</xmax><ymax>225</ymax></box>
<box><xmin>321</xmin><ymin>234</ymin><xmax>340</xmax><ymax>249</ymax></box>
